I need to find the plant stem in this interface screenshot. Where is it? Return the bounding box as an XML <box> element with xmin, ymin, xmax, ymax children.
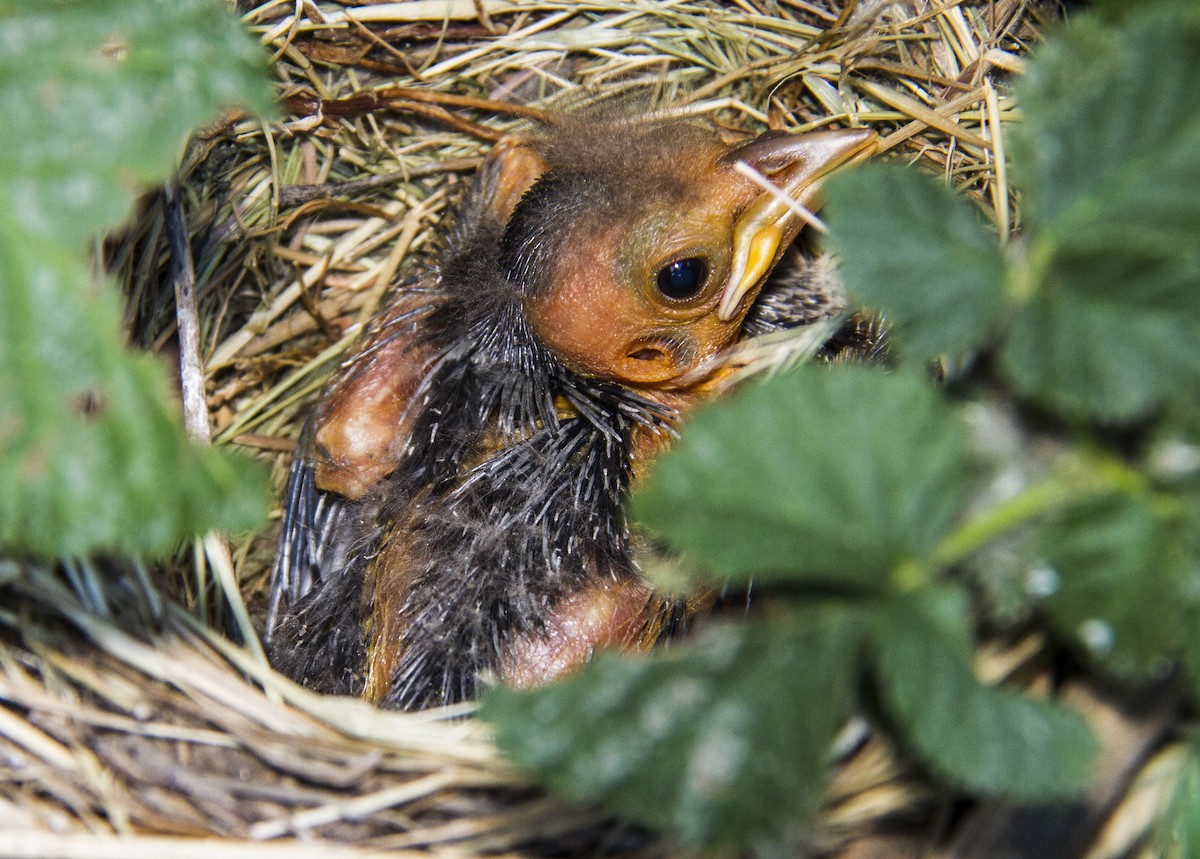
<box><xmin>931</xmin><ymin>479</ymin><xmax>1073</xmax><ymax>567</ymax></box>
<box><xmin>931</xmin><ymin>455</ymin><xmax>1144</xmax><ymax>568</ymax></box>
<box><xmin>1005</xmin><ymin>234</ymin><xmax>1055</xmax><ymax>303</ymax></box>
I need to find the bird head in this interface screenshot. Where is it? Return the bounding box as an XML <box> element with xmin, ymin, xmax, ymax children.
<box><xmin>483</xmin><ymin>119</ymin><xmax>876</xmax><ymax>389</ymax></box>
<box><xmin>303</xmin><ymin>117</ymin><xmax>875</xmax><ymax>501</ymax></box>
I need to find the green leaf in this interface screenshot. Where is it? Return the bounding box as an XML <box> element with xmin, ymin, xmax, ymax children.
<box><xmin>1090</xmin><ymin>0</ymin><xmax>1193</xmax><ymax>23</ymax></box>
<box><xmin>0</xmin><ymin>0</ymin><xmax>275</xmax><ymax>250</ymax></box>
<box><xmin>0</xmin><ymin>0</ymin><xmax>275</xmax><ymax>556</ymax></box>
<box><xmin>0</xmin><ymin>241</ymin><xmax>270</xmax><ymax>556</ymax></box>
<box><xmin>1037</xmin><ymin>489</ymin><xmax>1200</xmax><ymax>682</ymax></box>
<box><xmin>1011</xmin><ymin>5</ymin><xmax>1200</xmax><ymax>244</ymax></box>
<box><xmin>482</xmin><ymin>608</ymin><xmax>864</xmax><ymax>847</ymax></box>
<box><xmin>873</xmin><ymin>587</ymin><xmax>1097</xmax><ymax>799</ymax></box>
<box><xmin>1000</xmin><ymin>249</ymin><xmax>1200</xmax><ymax>421</ymax></box>
<box><xmin>1002</xmin><ymin>4</ymin><xmax>1200</xmax><ymax>420</ymax></box>
<box><xmin>824</xmin><ymin>163</ymin><xmax>1006</xmax><ymax>362</ymax></box>
<box><xmin>632</xmin><ymin>365</ymin><xmax>973</xmax><ymax>589</ymax></box>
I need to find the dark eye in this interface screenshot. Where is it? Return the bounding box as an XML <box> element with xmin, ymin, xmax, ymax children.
<box><xmin>655</xmin><ymin>257</ymin><xmax>709</xmax><ymax>301</ymax></box>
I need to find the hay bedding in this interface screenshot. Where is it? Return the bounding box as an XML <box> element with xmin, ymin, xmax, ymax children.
<box><xmin>2</xmin><ymin>1</ymin><xmax>1155</xmax><ymax>856</ymax></box>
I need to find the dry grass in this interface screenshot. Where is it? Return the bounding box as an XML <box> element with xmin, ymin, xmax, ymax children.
<box><xmin>2</xmin><ymin>2</ymin><xmax>1135</xmax><ymax>856</ymax></box>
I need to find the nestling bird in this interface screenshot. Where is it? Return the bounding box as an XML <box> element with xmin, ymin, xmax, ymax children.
<box><xmin>266</xmin><ymin>110</ymin><xmax>876</xmax><ymax>709</ymax></box>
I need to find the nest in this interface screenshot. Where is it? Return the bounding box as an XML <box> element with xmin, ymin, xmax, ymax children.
<box><xmin>8</xmin><ymin>2</ymin><xmax>1162</xmax><ymax>856</ymax></box>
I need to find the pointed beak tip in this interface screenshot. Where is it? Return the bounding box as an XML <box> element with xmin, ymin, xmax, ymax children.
<box><xmin>851</xmin><ymin>127</ymin><xmax>880</xmax><ymax>155</ymax></box>
<box><xmin>813</xmin><ymin>127</ymin><xmax>879</xmax><ymax>171</ymax></box>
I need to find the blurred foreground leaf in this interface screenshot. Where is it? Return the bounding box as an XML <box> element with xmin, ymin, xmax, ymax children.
<box><xmin>483</xmin><ymin>608</ymin><xmax>863</xmax><ymax>847</ymax></box>
<box><xmin>824</xmin><ymin>162</ymin><xmax>1006</xmax><ymax>362</ymax></box>
<box><xmin>632</xmin><ymin>365</ymin><xmax>973</xmax><ymax>590</ymax></box>
<box><xmin>874</xmin><ymin>587</ymin><xmax>1097</xmax><ymax>799</ymax></box>
<box><xmin>819</xmin><ymin>5</ymin><xmax>1200</xmax><ymax>423</ymax></box>
<box><xmin>1038</xmin><ymin>489</ymin><xmax>1200</xmax><ymax>685</ymax></box>
<box><xmin>0</xmin><ymin>0</ymin><xmax>273</xmax><ymax>247</ymax></box>
<box><xmin>1002</xmin><ymin>3</ymin><xmax>1200</xmax><ymax>419</ymax></box>
<box><xmin>0</xmin><ymin>0</ymin><xmax>275</xmax><ymax>556</ymax></box>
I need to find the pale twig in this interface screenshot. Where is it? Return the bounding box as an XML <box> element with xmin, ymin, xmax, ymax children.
<box><xmin>317</xmin><ymin>1</ymin><xmax>521</xmax><ymax>26</ymax></box>
<box><xmin>984</xmin><ymin>80</ymin><xmax>1010</xmax><ymax>243</ymax></box>
<box><xmin>732</xmin><ymin>160</ymin><xmax>828</xmax><ymax>234</ymax></box>
<box><xmin>166</xmin><ymin>186</ymin><xmax>273</xmax><ymax>683</ymax></box>
<box><xmin>877</xmin><ymin>87</ymin><xmax>988</xmax><ymax>153</ymax></box>
<box><xmin>860</xmin><ymin>79</ymin><xmax>992</xmax><ymax>151</ymax></box>
<box><xmin>202</xmin><ymin>533</ymin><xmax>274</xmax><ymax>693</ymax></box>
<box><xmin>0</xmin><ymin>704</ymin><xmax>78</xmax><ymax>772</ymax></box>
<box><xmin>0</xmin><ymin>831</ymin><xmax>456</xmax><ymax>859</ymax></box>
<box><xmin>249</xmin><ymin>770</ymin><xmax>461</xmax><ymax>839</ymax></box>
<box><xmin>164</xmin><ymin>187</ymin><xmax>211</xmax><ymax>443</ymax></box>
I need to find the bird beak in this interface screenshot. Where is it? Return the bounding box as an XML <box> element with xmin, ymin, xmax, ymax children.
<box><xmin>717</xmin><ymin>128</ymin><xmax>877</xmax><ymax>322</ymax></box>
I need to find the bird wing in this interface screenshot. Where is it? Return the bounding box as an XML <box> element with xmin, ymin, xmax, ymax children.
<box><xmin>264</xmin><ymin>286</ymin><xmax>438</xmax><ymax>649</ymax></box>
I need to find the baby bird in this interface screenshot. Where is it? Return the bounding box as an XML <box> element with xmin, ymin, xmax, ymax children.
<box><xmin>266</xmin><ymin>112</ymin><xmax>876</xmax><ymax>709</ymax></box>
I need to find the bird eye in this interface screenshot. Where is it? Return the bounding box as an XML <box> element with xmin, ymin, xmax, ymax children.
<box><xmin>655</xmin><ymin>257</ymin><xmax>709</xmax><ymax>301</ymax></box>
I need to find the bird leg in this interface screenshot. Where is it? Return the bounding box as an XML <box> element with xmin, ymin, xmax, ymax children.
<box><xmin>502</xmin><ymin>574</ymin><xmax>667</xmax><ymax>688</ymax></box>
<box><xmin>361</xmin><ymin>523</ymin><xmax>422</xmax><ymax>704</ymax></box>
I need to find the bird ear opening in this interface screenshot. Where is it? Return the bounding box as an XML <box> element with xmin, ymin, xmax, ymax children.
<box><xmin>483</xmin><ymin>136</ymin><xmax>549</xmax><ymax>224</ymax></box>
